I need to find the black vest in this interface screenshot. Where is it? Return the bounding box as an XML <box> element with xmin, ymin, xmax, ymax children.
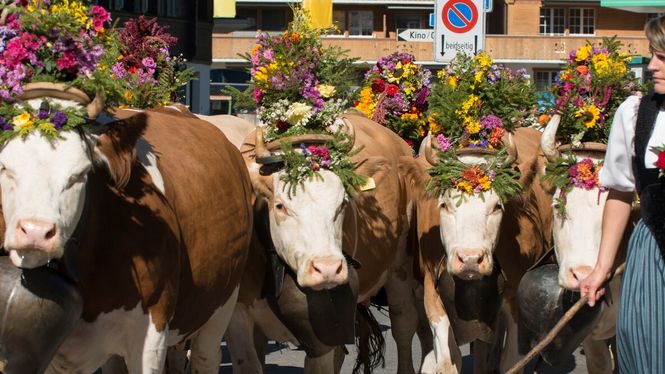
<box><xmin>633</xmin><ymin>93</ymin><xmax>665</xmax><ymax>260</ymax></box>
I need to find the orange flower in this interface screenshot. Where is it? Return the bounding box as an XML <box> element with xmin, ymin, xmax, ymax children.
<box><xmin>538</xmin><ymin>114</ymin><xmax>551</xmax><ymax>126</ymax></box>
<box><xmin>461</xmin><ymin>166</ymin><xmax>483</xmax><ymax>183</ymax></box>
<box><xmin>576</xmin><ymin>65</ymin><xmax>589</xmax><ymax>75</ymax></box>
<box><xmin>290</xmin><ymin>33</ymin><xmax>301</xmax><ymax>43</ymax></box>
<box><xmin>489</xmin><ymin>127</ymin><xmax>504</xmax><ymax>147</ymax></box>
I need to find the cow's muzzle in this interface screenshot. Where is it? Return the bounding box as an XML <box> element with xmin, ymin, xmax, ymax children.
<box><xmin>449</xmin><ymin>249</ymin><xmax>493</xmax><ymax>280</ymax></box>
<box><xmin>298</xmin><ymin>256</ymin><xmax>348</xmax><ymax>290</ymax></box>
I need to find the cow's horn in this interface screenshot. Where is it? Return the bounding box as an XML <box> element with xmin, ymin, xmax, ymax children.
<box><xmin>340</xmin><ymin>116</ymin><xmax>356</xmax><ymax>147</ymax></box>
<box><xmin>541</xmin><ymin>114</ymin><xmax>561</xmax><ymax>163</ymax></box>
<box><xmin>501</xmin><ymin>132</ymin><xmax>518</xmax><ymax>167</ymax></box>
<box><xmin>254</xmin><ymin>127</ymin><xmax>276</xmax><ymax>164</ymax></box>
<box><xmin>424</xmin><ymin>134</ymin><xmax>439</xmax><ymax>166</ymax></box>
<box><xmin>86</xmin><ymin>92</ymin><xmax>104</xmax><ymax>120</ymax></box>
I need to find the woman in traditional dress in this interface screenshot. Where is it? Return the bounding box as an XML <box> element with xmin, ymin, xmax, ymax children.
<box><xmin>580</xmin><ymin>16</ymin><xmax>665</xmax><ymax>373</ymax></box>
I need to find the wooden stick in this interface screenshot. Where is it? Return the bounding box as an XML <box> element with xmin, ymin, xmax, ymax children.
<box><xmin>506</xmin><ymin>263</ymin><xmax>625</xmax><ymax>374</ymax></box>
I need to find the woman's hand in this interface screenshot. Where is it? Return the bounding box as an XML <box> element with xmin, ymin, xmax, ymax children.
<box><xmin>579</xmin><ymin>267</ymin><xmax>611</xmax><ymax>307</ymax></box>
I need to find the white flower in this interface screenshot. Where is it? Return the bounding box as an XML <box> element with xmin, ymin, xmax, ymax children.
<box><xmin>316</xmin><ymin>84</ymin><xmax>336</xmax><ymax>98</ymax></box>
<box><xmin>286</xmin><ymin>102</ymin><xmax>313</xmax><ymax>126</ymax></box>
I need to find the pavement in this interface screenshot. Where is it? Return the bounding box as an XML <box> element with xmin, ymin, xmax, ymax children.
<box><xmin>219</xmin><ymin>306</ymin><xmax>591</xmax><ymax>373</ymax></box>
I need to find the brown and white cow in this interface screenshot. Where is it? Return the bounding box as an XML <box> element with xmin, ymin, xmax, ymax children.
<box><xmin>540</xmin><ymin>114</ymin><xmax>632</xmax><ymax>373</ymax></box>
<box><xmin>0</xmin><ymin>102</ymin><xmax>253</xmax><ymax>373</ymax></box>
<box><xmin>400</xmin><ymin>127</ymin><xmax>553</xmax><ymax>373</ymax></box>
<box><xmin>223</xmin><ymin>110</ymin><xmax>423</xmax><ymax>373</ymax></box>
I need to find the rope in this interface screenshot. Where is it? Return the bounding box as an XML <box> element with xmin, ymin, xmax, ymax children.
<box><xmin>506</xmin><ymin>262</ymin><xmax>626</xmax><ymax>374</ymax></box>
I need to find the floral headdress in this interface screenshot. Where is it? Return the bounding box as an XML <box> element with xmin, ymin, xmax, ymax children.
<box><xmin>354</xmin><ymin>52</ymin><xmax>431</xmax><ymax>150</ymax></box>
<box><xmin>542</xmin><ymin>153</ymin><xmax>605</xmax><ymax>216</ymax></box>
<box><xmin>427</xmin><ymin>52</ymin><xmax>537</xmax><ymax>151</ymax></box>
<box><xmin>108</xmin><ymin>15</ymin><xmax>195</xmax><ymax>109</ymax></box>
<box><xmin>546</xmin><ymin>36</ymin><xmax>642</xmax><ymax>145</ymax></box>
<box><xmin>0</xmin><ymin>0</ymin><xmax>114</xmax><ymax>142</ymax></box>
<box><xmin>424</xmin><ymin>51</ymin><xmax>534</xmax><ymax>203</ymax></box>
<box><xmin>249</xmin><ymin>6</ymin><xmax>364</xmax><ymax>193</ymax></box>
<box><xmin>249</xmin><ymin>5</ymin><xmax>357</xmax><ymax>142</ymax></box>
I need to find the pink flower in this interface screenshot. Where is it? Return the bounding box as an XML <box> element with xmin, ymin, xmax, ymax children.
<box><xmin>436</xmin><ymin>134</ymin><xmax>451</xmax><ymax>152</ymax></box>
<box><xmin>306</xmin><ymin>145</ymin><xmax>330</xmax><ymax>160</ymax></box>
<box><xmin>56</xmin><ymin>51</ymin><xmax>78</xmax><ymax>71</ymax></box>
<box><xmin>90</xmin><ymin>6</ymin><xmax>111</xmax><ymax>32</ymax></box>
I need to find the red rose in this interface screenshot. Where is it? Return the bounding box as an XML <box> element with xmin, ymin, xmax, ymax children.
<box><xmin>311</xmin><ymin>163</ymin><xmax>320</xmax><ymax>171</ymax></box>
<box><xmin>371</xmin><ymin>78</ymin><xmax>385</xmax><ymax>93</ymax></box>
<box><xmin>276</xmin><ymin>121</ymin><xmax>290</xmax><ymax>131</ymax></box>
<box><xmin>657</xmin><ymin>151</ymin><xmax>665</xmax><ymax>170</ymax></box>
<box><xmin>385</xmin><ymin>84</ymin><xmax>399</xmax><ymax>96</ymax></box>
<box><xmin>405</xmin><ymin>139</ymin><xmax>415</xmax><ymax>148</ymax></box>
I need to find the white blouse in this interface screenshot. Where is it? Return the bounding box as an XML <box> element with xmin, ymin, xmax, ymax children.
<box><xmin>599</xmin><ymin>95</ymin><xmax>665</xmax><ymax>192</ymax></box>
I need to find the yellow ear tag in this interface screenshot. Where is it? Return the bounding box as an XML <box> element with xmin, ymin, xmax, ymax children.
<box><xmin>359</xmin><ymin>177</ymin><xmax>376</xmax><ymax>192</ymax></box>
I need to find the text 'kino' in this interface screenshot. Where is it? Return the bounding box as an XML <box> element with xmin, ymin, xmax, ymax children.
<box><xmin>398</xmin><ymin>29</ymin><xmax>434</xmax><ymax>42</ymax></box>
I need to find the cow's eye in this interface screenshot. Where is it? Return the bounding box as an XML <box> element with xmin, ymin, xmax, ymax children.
<box><xmin>1</xmin><ymin>167</ymin><xmax>14</xmax><ymax>180</ymax></box>
<box><xmin>439</xmin><ymin>201</ymin><xmax>446</xmax><ymax>210</ymax></box>
<box><xmin>275</xmin><ymin>203</ymin><xmax>287</xmax><ymax>214</ymax></box>
<box><xmin>66</xmin><ymin>172</ymin><xmax>87</xmax><ymax>189</ymax></box>
<box><xmin>492</xmin><ymin>203</ymin><xmax>503</xmax><ymax>213</ymax></box>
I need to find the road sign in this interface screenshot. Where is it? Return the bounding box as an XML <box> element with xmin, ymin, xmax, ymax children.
<box><xmin>485</xmin><ymin>0</ymin><xmax>492</xmax><ymax>12</ymax></box>
<box><xmin>434</xmin><ymin>0</ymin><xmax>485</xmax><ymax>63</ymax></box>
<box><xmin>397</xmin><ymin>29</ymin><xmax>434</xmax><ymax>42</ymax></box>
<box><xmin>429</xmin><ymin>12</ymin><xmax>435</xmax><ymax>27</ymax></box>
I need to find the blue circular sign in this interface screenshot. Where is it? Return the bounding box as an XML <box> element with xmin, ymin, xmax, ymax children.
<box><xmin>442</xmin><ymin>0</ymin><xmax>478</xmax><ymax>33</ymax></box>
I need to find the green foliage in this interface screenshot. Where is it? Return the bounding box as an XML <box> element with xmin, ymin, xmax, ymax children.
<box><xmin>222</xmin><ymin>85</ymin><xmax>257</xmax><ymax>113</ymax></box>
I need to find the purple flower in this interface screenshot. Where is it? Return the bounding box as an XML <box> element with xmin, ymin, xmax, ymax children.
<box><xmin>436</xmin><ymin>134</ymin><xmax>451</xmax><ymax>152</ymax></box>
<box><xmin>480</xmin><ymin>114</ymin><xmax>503</xmax><ymax>130</ymax></box>
<box><xmin>0</xmin><ymin>117</ymin><xmax>11</xmax><ymax>131</ymax></box>
<box><xmin>141</xmin><ymin>57</ymin><xmax>156</xmax><ymax>69</ymax></box>
<box><xmin>50</xmin><ymin>111</ymin><xmax>67</xmax><ymax>128</ymax></box>
<box><xmin>112</xmin><ymin>62</ymin><xmax>125</xmax><ymax>78</ymax></box>
<box><xmin>37</xmin><ymin>110</ymin><xmax>49</xmax><ymax>119</ymax></box>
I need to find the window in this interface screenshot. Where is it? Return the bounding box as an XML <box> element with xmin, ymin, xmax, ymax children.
<box><xmin>569</xmin><ymin>8</ymin><xmax>595</xmax><ymax>35</ymax></box>
<box><xmin>260</xmin><ymin>9</ymin><xmax>288</xmax><ymax>31</ymax></box>
<box><xmin>395</xmin><ymin>12</ymin><xmax>422</xmax><ymax>30</ymax></box>
<box><xmin>534</xmin><ymin>71</ymin><xmax>559</xmax><ymax>92</ymax></box>
<box><xmin>166</xmin><ymin>0</ymin><xmax>185</xmax><ymax>17</ymax></box>
<box><xmin>333</xmin><ymin>10</ymin><xmax>346</xmax><ymax>34</ymax></box>
<box><xmin>348</xmin><ymin>11</ymin><xmax>373</xmax><ymax>36</ymax></box>
<box><xmin>540</xmin><ymin>8</ymin><xmax>564</xmax><ymax>36</ymax></box>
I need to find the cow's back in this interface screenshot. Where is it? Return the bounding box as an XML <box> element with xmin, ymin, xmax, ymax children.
<box><xmin>136</xmin><ymin>109</ymin><xmax>253</xmax><ymax>334</ymax></box>
<box><xmin>340</xmin><ymin>111</ymin><xmax>414</xmax><ymax>297</ymax></box>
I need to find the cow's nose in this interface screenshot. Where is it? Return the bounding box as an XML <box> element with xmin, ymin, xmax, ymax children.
<box><xmin>457</xmin><ymin>250</ymin><xmax>485</xmax><ymax>266</ymax></box>
<box><xmin>15</xmin><ymin>219</ymin><xmax>57</xmax><ymax>250</ymax></box>
<box><xmin>308</xmin><ymin>257</ymin><xmax>346</xmax><ymax>287</ymax></box>
<box><xmin>570</xmin><ymin>266</ymin><xmax>593</xmax><ymax>284</ymax></box>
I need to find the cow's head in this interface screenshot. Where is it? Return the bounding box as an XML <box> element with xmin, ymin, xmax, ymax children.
<box><xmin>404</xmin><ymin>136</ymin><xmax>519</xmax><ymax>280</ymax></box>
<box><xmin>541</xmin><ymin>114</ymin><xmax>610</xmax><ymax>290</ymax></box>
<box><xmin>0</xmin><ymin>98</ymin><xmax>145</xmax><ymax>269</ymax></box>
<box><xmin>250</xmin><ymin>128</ymin><xmax>361</xmax><ymax>291</ymax></box>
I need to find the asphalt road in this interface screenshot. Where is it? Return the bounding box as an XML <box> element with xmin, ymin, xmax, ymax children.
<box><xmin>219</xmin><ymin>306</ymin><xmax>591</xmax><ymax>373</ymax></box>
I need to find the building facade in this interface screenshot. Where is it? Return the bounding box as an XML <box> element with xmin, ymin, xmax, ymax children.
<box><xmin>212</xmin><ymin>0</ymin><xmax>659</xmax><ymax>108</ymax></box>
<box><xmin>96</xmin><ymin>0</ymin><xmax>215</xmax><ymax>113</ymax></box>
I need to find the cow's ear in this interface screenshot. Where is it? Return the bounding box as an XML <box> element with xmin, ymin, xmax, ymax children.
<box><xmin>93</xmin><ymin>112</ymin><xmax>148</xmax><ymax>190</ymax></box>
<box><xmin>398</xmin><ymin>156</ymin><xmax>431</xmax><ymax>200</ymax></box>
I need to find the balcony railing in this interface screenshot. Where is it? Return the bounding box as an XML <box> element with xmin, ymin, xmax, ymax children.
<box><xmin>212</xmin><ymin>33</ymin><xmax>649</xmax><ymax>64</ymax></box>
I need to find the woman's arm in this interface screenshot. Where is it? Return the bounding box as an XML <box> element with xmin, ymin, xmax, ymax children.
<box><xmin>579</xmin><ymin>188</ymin><xmax>634</xmax><ymax>306</ymax></box>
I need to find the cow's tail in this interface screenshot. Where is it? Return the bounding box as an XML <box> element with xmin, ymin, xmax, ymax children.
<box><xmin>353</xmin><ymin>304</ymin><xmax>385</xmax><ymax>374</ymax></box>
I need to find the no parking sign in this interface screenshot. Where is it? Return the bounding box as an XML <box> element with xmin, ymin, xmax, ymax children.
<box><xmin>434</xmin><ymin>0</ymin><xmax>485</xmax><ymax>63</ymax></box>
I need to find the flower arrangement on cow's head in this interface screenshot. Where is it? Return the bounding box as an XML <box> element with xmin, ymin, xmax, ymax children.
<box><xmin>425</xmin><ymin>148</ymin><xmax>522</xmax><ymax>205</ymax></box>
<box><xmin>279</xmin><ymin>133</ymin><xmax>365</xmax><ymax>195</ymax></box>
<box><xmin>427</xmin><ymin>52</ymin><xmax>537</xmax><ymax>150</ymax></box>
<box><xmin>249</xmin><ymin>6</ymin><xmax>365</xmax><ymax>193</ymax></box>
<box><xmin>546</xmin><ymin>37</ymin><xmax>642</xmax><ymax>145</ymax></box>
<box><xmin>249</xmin><ymin>5</ymin><xmax>358</xmax><ymax>142</ymax></box>
<box><xmin>354</xmin><ymin>52</ymin><xmax>432</xmax><ymax>150</ymax></box>
<box><xmin>0</xmin><ymin>0</ymin><xmax>116</xmax><ymax>141</ymax></box>
<box><xmin>109</xmin><ymin>15</ymin><xmax>195</xmax><ymax>109</ymax></box>
<box><xmin>542</xmin><ymin>153</ymin><xmax>606</xmax><ymax>216</ymax></box>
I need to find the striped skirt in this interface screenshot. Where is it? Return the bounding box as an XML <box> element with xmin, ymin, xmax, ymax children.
<box><xmin>617</xmin><ymin>219</ymin><xmax>665</xmax><ymax>373</ymax></box>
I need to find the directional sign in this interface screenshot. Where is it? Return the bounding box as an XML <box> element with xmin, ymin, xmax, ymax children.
<box><xmin>485</xmin><ymin>0</ymin><xmax>492</xmax><ymax>12</ymax></box>
<box><xmin>434</xmin><ymin>0</ymin><xmax>485</xmax><ymax>63</ymax></box>
<box><xmin>429</xmin><ymin>12</ymin><xmax>435</xmax><ymax>27</ymax></box>
<box><xmin>397</xmin><ymin>29</ymin><xmax>434</xmax><ymax>42</ymax></box>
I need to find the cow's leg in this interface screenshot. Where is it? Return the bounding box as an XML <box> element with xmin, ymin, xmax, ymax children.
<box><xmin>189</xmin><ymin>286</ymin><xmax>239</xmax><ymax>374</ymax></box>
<box><xmin>420</xmin><ymin>269</ymin><xmax>461</xmax><ymax>374</ymax></box>
<box><xmin>304</xmin><ymin>349</ymin><xmax>336</xmax><ymax>374</ymax></box>
<box><xmin>499</xmin><ymin>301</ymin><xmax>520</xmax><ymax>373</ymax></box>
<box><xmin>415</xmin><ymin>283</ymin><xmax>434</xmax><ymax>371</ymax></box>
<box><xmin>384</xmin><ymin>263</ymin><xmax>418</xmax><ymax>374</ymax></box>
<box><xmin>582</xmin><ymin>338</ymin><xmax>613</xmax><ymax>374</ymax></box>
<box><xmin>225</xmin><ymin>303</ymin><xmax>264</xmax><ymax>373</ymax></box>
